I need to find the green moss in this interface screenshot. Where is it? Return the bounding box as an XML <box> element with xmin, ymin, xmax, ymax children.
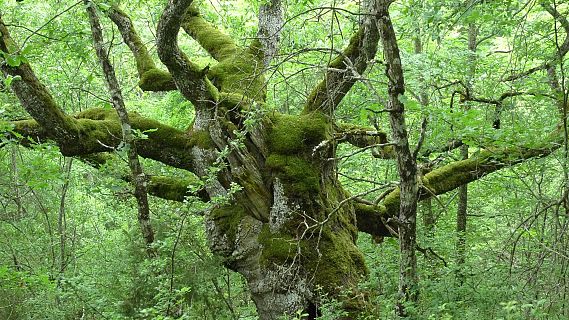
<box><xmin>75</xmin><ymin>108</ymin><xmax>116</xmax><ymax>120</ymax></box>
<box><xmin>76</xmin><ymin>118</ymin><xmax>120</xmax><ymax>143</ymax></box>
<box><xmin>381</xmin><ymin>188</ymin><xmax>400</xmax><ymax>216</ymax></box>
<box><xmin>263</xmin><ymin>113</ymin><xmax>331</xmax><ymax>197</ymax></box>
<box><xmin>304</xmin><ymin>228</ymin><xmax>367</xmax><ymax>292</ymax></box>
<box><xmin>268</xmin><ymin>113</ymin><xmax>329</xmax><ymax>154</ymax></box>
<box><xmin>183</xmin><ymin>15</ymin><xmax>238</xmax><ymax>61</ymax></box>
<box><xmin>304</xmin><ymin>29</ymin><xmax>364</xmax><ymax>111</ymax></box>
<box><xmin>74</xmin><ymin>107</ymin><xmax>194</xmax><ymax>152</ymax></box>
<box><xmin>258</xmin><ymin>225</ymin><xmax>297</xmax><ymax>266</ymax></box>
<box><xmin>266</xmin><ymin>154</ymin><xmax>320</xmax><ymax>194</ymax></box>
<box><xmin>147</xmin><ymin>175</ymin><xmax>201</xmax><ymax>202</ymax></box>
<box><xmin>128</xmin><ymin>112</ymin><xmax>192</xmax><ymax>147</ymax></box>
<box><xmin>181</xmin><ymin>6</ymin><xmax>266</xmax><ymax>101</ymax></box>
<box><xmin>139</xmin><ymin>68</ymin><xmax>176</xmax><ymax>91</ymax></box>
<box><xmin>208</xmin><ymin>51</ymin><xmax>266</xmax><ymax>101</ymax></box>
<box><xmin>189</xmin><ymin>129</ymin><xmax>215</xmax><ymax>149</ymax></box>
<box><xmin>211</xmin><ymin>204</ymin><xmax>247</xmax><ymax>244</ymax></box>
<box><xmin>329</xmin><ymin>29</ymin><xmax>364</xmax><ymax>69</ymax></box>
<box><xmin>247</xmin><ymin>38</ymin><xmax>265</xmax><ymax>61</ymax></box>
<box><xmin>218</xmin><ymin>92</ymin><xmax>253</xmax><ymax>110</ymax></box>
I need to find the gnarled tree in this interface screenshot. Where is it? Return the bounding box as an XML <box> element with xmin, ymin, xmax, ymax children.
<box><xmin>1</xmin><ymin>0</ymin><xmax>566</xmax><ymax>318</ymax></box>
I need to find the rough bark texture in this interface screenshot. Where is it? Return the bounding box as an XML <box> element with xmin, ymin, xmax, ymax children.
<box><xmin>1</xmin><ymin>1</ymin><xmax>567</xmax><ymax>319</ymax></box>
<box><xmin>85</xmin><ymin>0</ymin><xmax>155</xmax><ymax>253</ymax></box>
<box><xmin>376</xmin><ymin>1</ymin><xmax>419</xmax><ymax>315</ymax></box>
<box><xmin>456</xmin><ymin>22</ymin><xmax>478</xmax><ymax>284</ymax></box>
<box><xmin>257</xmin><ymin>0</ymin><xmax>283</xmax><ymax>68</ymax></box>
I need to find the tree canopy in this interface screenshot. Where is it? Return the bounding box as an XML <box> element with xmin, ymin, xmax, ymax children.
<box><xmin>1</xmin><ymin>0</ymin><xmax>568</xmax><ymax>319</ymax></box>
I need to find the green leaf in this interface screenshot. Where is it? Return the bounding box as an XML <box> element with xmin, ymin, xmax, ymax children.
<box><xmin>6</xmin><ymin>55</ymin><xmax>21</xmax><ymax>67</ymax></box>
<box><xmin>98</xmin><ymin>2</ymin><xmax>111</xmax><ymax>11</ymax></box>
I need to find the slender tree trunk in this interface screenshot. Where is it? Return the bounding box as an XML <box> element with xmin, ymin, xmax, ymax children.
<box><xmin>377</xmin><ymin>1</ymin><xmax>419</xmax><ymax>315</ymax></box>
<box><xmin>10</xmin><ymin>145</ymin><xmax>23</xmax><ymax>219</ymax></box>
<box><xmin>456</xmin><ymin>22</ymin><xmax>477</xmax><ymax>284</ymax></box>
<box><xmin>455</xmin><ymin>145</ymin><xmax>468</xmax><ymax>284</ymax></box>
<box><xmin>84</xmin><ymin>0</ymin><xmax>155</xmax><ymax>256</ymax></box>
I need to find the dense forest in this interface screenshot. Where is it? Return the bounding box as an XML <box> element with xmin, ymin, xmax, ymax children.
<box><xmin>0</xmin><ymin>0</ymin><xmax>568</xmax><ymax>319</ymax></box>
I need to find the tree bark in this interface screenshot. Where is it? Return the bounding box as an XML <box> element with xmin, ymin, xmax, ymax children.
<box><xmin>456</xmin><ymin>22</ymin><xmax>477</xmax><ymax>284</ymax></box>
<box><xmin>2</xmin><ymin>2</ymin><xmax>568</xmax><ymax>319</ymax></box>
<box><xmin>85</xmin><ymin>1</ymin><xmax>155</xmax><ymax>254</ymax></box>
<box><xmin>377</xmin><ymin>1</ymin><xmax>419</xmax><ymax>315</ymax></box>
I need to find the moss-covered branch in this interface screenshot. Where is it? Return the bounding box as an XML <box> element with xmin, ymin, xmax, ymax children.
<box><xmin>6</xmin><ymin>108</ymin><xmax>202</xmax><ymax>172</ymax></box>
<box><xmin>181</xmin><ymin>5</ymin><xmax>239</xmax><ymax>62</ymax></box>
<box><xmin>334</xmin><ymin>122</ymin><xmax>395</xmax><ymax>158</ymax></box>
<box><xmin>108</xmin><ymin>3</ymin><xmax>265</xmax><ymax>99</ymax></box>
<box><xmin>107</xmin><ymin>6</ymin><xmax>176</xmax><ymax>91</ymax></box>
<box><xmin>356</xmin><ymin>138</ymin><xmax>562</xmax><ymax>238</ymax></box>
<box><xmin>147</xmin><ymin>175</ymin><xmax>208</xmax><ymax>202</ymax></box>
<box><xmin>79</xmin><ymin>153</ymin><xmax>209</xmax><ymax>202</ymax></box>
<box><xmin>180</xmin><ymin>4</ymin><xmax>266</xmax><ymax>101</ymax></box>
<box><xmin>0</xmin><ymin>16</ymin><xmax>81</xmax><ymax>149</ymax></box>
<box><xmin>303</xmin><ymin>0</ymin><xmax>380</xmax><ymax>115</ymax></box>
<box><xmin>156</xmin><ymin>0</ymin><xmax>219</xmax><ymax>107</ymax></box>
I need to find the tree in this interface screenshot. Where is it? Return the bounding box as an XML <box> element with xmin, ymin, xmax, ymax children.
<box><xmin>1</xmin><ymin>0</ymin><xmax>567</xmax><ymax>318</ymax></box>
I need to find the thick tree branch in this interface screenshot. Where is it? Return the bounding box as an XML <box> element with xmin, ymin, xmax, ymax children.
<box><xmin>6</xmin><ymin>108</ymin><xmax>199</xmax><ymax>171</ymax></box>
<box><xmin>333</xmin><ymin>122</ymin><xmax>395</xmax><ymax>158</ymax></box>
<box><xmin>81</xmin><ymin>153</ymin><xmax>209</xmax><ymax>202</ymax></box>
<box><xmin>303</xmin><ymin>0</ymin><xmax>380</xmax><ymax>115</ymax></box>
<box><xmin>180</xmin><ymin>4</ymin><xmax>267</xmax><ymax>101</ymax></box>
<box><xmin>256</xmin><ymin>0</ymin><xmax>283</xmax><ymax>67</ymax></box>
<box><xmin>0</xmin><ymin>16</ymin><xmax>80</xmax><ymax>151</ymax></box>
<box><xmin>147</xmin><ymin>175</ymin><xmax>208</xmax><ymax>202</ymax></box>
<box><xmin>156</xmin><ymin>0</ymin><xmax>218</xmax><ymax>108</ymax></box>
<box><xmin>107</xmin><ymin>6</ymin><xmax>176</xmax><ymax>91</ymax></box>
<box><xmin>356</xmin><ymin>136</ymin><xmax>562</xmax><ymax>238</ymax></box>
<box><xmin>181</xmin><ymin>4</ymin><xmax>239</xmax><ymax>62</ymax></box>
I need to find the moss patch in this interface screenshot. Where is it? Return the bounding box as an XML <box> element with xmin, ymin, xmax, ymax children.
<box><xmin>268</xmin><ymin>113</ymin><xmax>329</xmax><ymax>154</ymax></box>
<box><xmin>264</xmin><ymin>113</ymin><xmax>330</xmax><ymax>196</ymax></box>
<box><xmin>266</xmin><ymin>155</ymin><xmax>320</xmax><ymax>194</ymax></box>
<box><xmin>208</xmin><ymin>51</ymin><xmax>266</xmax><ymax>101</ymax></box>
<box><xmin>211</xmin><ymin>204</ymin><xmax>247</xmax><ymax>245</ymax></box>
<box><xmin>304</xmin><ymin>228</ymin><xmax>368</xmax><ymax>292</ymax></box>
<box><xmin>139</xmin><ymin>68</ymin><xmax>176</xmax><ymax>91</ymax></box>
<box><xmin>147</xmin><ymin>175</ymin><xmax>201</xmax><ymax>202</ymax></box>
<box><xmin>188</xmin><ymin>129</ymin><xmax>215</xmax><ymax>149</ymax></box>
<box><xmin>258</xmin><ymin>225</ymin><xmax>297</xmax><ymax>266</ymax></box>
<box><xmin>183</xmin><ymin>15</ymin><xmax>238</xmax><ymax>61</ymax></box>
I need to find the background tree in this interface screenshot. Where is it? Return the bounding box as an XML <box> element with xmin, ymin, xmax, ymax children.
<box><xmin>1</xmin><ymin>0</ymin><xmax>568</xmax><ymax>319</ymax></box>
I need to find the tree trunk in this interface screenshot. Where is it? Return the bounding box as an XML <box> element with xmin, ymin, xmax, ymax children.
<box><xmin>377</xmin><ymin>1</ymin><xmax>420</xmax><ymax>315</ymax></box>
<box><xmin>456</xmin><ymin>22</ymin><xmax>477</xmax><ymax>284</ymax></box>
<box><xmin>455</xmin><ymin>145</ymin><xmax>468</xmax><ymax>284</ymax></box>
<box><xmin>200</xmin><ymin>114</ymin><xmax>368</xmax><ymax>319</ymax></box>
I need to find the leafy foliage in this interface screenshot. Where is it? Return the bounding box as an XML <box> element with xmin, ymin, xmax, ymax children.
<box><xmin>1</xmin><ymin>0</ymin><xmax>568</xmax><ymax>319</ymax></box>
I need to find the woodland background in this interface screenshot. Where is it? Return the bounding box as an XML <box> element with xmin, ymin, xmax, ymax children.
<box><xmin>1</xmin><ymin>0</ymin><xmax>568</xmax><ymax>319</ymax></box>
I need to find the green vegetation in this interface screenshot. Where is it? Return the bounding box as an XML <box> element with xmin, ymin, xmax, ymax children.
<box><xmin>1</xmin><ymin>0</ymin><xmax>568</xmax><ymax>319</ymax></box>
